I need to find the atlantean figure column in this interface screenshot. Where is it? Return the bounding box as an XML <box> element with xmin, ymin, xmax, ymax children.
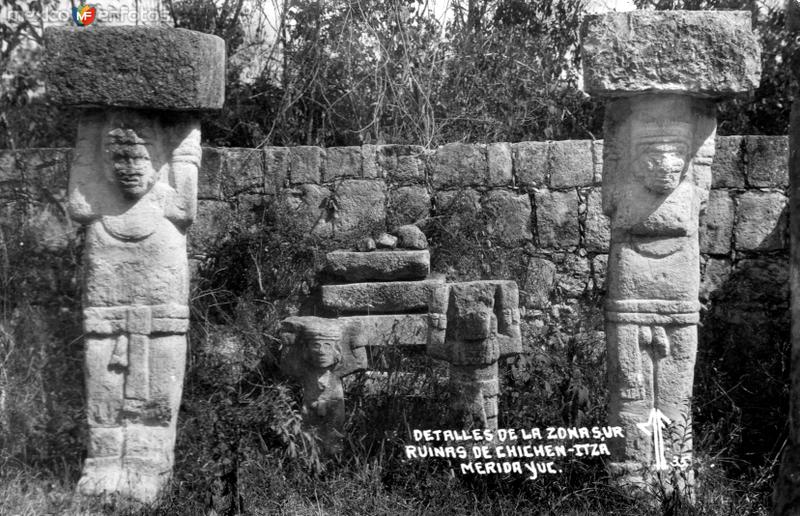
<box><xmin>581</xmin><ymin>11</ymin><xmax>760</xmax><ymax>493</ymax></box>
<box><xmin>44</xmin><ymin>27</ymin><xmax>224</xmax><ymax>502</ymax></box>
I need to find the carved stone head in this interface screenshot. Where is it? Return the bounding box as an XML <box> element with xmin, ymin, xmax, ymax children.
<box><xmin>303</xmin><ymin>319</ymin><xmax>343</xmax><ymax>369</ymax></box>
<box><xmin>106</xmin><ymin>127</ymin><xmax>158</xmax><ymax>199</ymax></box>
<box><xmin>631</xmin><ymin>121</ymin><xmax>692</xmax><ymax>195</ymax></box>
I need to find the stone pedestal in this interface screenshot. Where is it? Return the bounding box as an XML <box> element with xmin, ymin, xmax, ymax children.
<box><xmin>427</xmin><ymin>281</ymin><xmax>522</xmax><ymax>429</ymax></box>
<box><xmin>44</xmin><ymin>27</ymin><xmax>224</xmax><ymax>503</ymax></box>
<box><xmin>581</xmin><ymin>10</ymin><xmax>760</xmax><ymax>496</ymax></box>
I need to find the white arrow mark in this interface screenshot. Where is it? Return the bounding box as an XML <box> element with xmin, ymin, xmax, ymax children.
<box><xmin>637</xmin><ymin>408</ymin><xmax>672</xmax><ymax>470</ymax></box>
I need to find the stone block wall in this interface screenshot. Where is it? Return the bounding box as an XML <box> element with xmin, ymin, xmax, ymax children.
<box><xmin>0</xmin><ymin>135</ymin><xmax>788</xmax><ymax>319</ymax></box>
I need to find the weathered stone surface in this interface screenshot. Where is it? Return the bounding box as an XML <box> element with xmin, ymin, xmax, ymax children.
<box><xmin>745</xmin><ymin>135</ymin><xmax>789</xmax><ymax>188</ymax></box>
<box><xmin>550</xmin><ymin>140</ymin><xmax>594</xmax><ymax>188</ymax></box>
<box><xmin>338</xmin><ymin>314</ymin><xmax>428</xmax><ymax>347</ymax></box>
<box><xmin>432</xmin><ymin>143</ymin><xmax>487</xmax><ymax>188</ymax></box>
<box><xmin>280</xmin><ymin>184</ymin><xmax>333</xmax><ymax>235</ymax></box>
<box><xmin>712</xmin><ymin>136</ymin><xmax>746</xmax><ymax>188</ymax></box>
<box><xmin>189</xmin><ymin>200</ymin><xmax>233</xmax><ymax>257</ymax></box>
<box><xmin>375</xmin><ymin>233</ymin><xmax>398</xmax><ymax>249</ymax></box>
<box><xmin>387</xmin><ymin>186</ymin><xmax>430</xmax><ymax>228</ymax></box>
<box><xmin>522</xmin><ymin>257</ymin><xmax>557</xmax><ymax>309</ymax></box>
<box><xmin>69</xmin><ymin>110</ymin><xmax>201</xmax><ymax>502</ymax></box>
<box><xmin>554</xmin><ymin>253</ymin><xmax>591</xmax><ymax>298</ymax></box>
<box><xmin>327</xmin><ymin>180</ymin><xmax>386</xmax><ymax>236</ymax></box>
<box><xmin>324</xmin><ymin>250</ymin><xmax>429</xmax><ymax>282</ymax></box>
<box><xmin>434</xmin><ymin>189</ymin><xmax>481</xmax><ymax>237</ymax></box>
<box><xmin>735</xmin><ymin>191</ymin><xmax>788</xmax><ymax>251</ymax></box>
<box><xmin>395</xmin><ymin>224</ymin><xmax>428</xmax><ymax>250</ymax></box>
<box><xmin>582</xmin><ymin>11</ymin><xmax>761</xmax><ymax>97</ymax></box>
<box><xmin>512</xmin><ymin>141</ymin><xmax>548</xmax><ymax>187</ymax></box>
<box><xmin>361</xmin><ymin>144</ymin><xmax>379</xmax><ymax>178</ymax></box>
<box><xmin>700</xmin><ymin>190</ymin><xmax>734</xmax><ymax>255</ymax></box>
<box><xmin>601</xmin><ymin>94</ymin><xmax>718</xmax><ymax>493</ymax></box>
<box><xmin>323</xmin><ymin>146</ymin><xmax>362</xmax><ymax>181</ymax></box>
<box><xmin>482</xmin><ymin>190</ymin><xmax>533</xmax><ymax>247</ymax></box>
<box><xmin>322</xmin><ymin>276</ymin><xmax>445</xmax><ymax>313</ymax></box>
<box><xmin>592</xmin><ymin>254</ymin><xmax>608</xmax><ymax>291</ymax></box>
<box><xmin>279</xmin><ymin>317</ymin><xmax>367</xmax><ymax>452</ymax></box>
<box><xmin>377</xmin><ymin>145</ymin><xmax>425</xmax><ymax>182</ymax></box>
<box><xmin>592</xmin><ymin>140</ymin><xmax>604</xmax><ymax>184</ymax></box>
<box><xmin>700</xmin><ymin>257</ymin><xmax>731</xmax><ymax>301</ymax></box>
<box><xmin>487</xmin><ymin>143</ymin><xmax>513</xmax><ymax>186</ymax></box>
<box><xmin>289</xmin><ymin>146</ymin><xmax>322</xmax><ymax>184</ymax></box>
<box><xmin>45</xmin><ymin>27</ymin><xmax>225</xmax><ymax>110</ymax></box>
<box><xmin>584</xmin><ymin>188</ymin><xmax>610</xmax><ymax>253</ymax></box>
<box><xmin>535</xmin><ymin>189</ymin><xmax>579</xmax><ymax>248</ymax></box>
<box><xmin>356</xmin><ymin>237</ymin><xmax>376</xmax><ymax>252</ymax></box>
<box><xmin>427</xmin><ymin>280</ymin><xmax>521</xmax><ymax>430</ymax></box>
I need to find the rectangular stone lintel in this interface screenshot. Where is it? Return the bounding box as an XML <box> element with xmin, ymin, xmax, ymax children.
<box><xmin>338</xmin><ymin>314</ymin><xmax>428</xmax><ymax>347</ymax></box>
<box><xmin>581</xmin><ymin>11</ymin><xmax>760</xmax><ymax>98</ymax></box>
<box><xmin>324</xmin><ymin>250</ymin><xmax>430</xmax><ymax>282</ymax></box>
<box><xmin>322</xmin><ymin>276</ymin><xmax>445</xmax><ymax>313</ymax></box>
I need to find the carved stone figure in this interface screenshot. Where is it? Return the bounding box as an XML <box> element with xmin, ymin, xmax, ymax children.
<box><xmin>280</xmin><ymin>317</ymin><xmax>368</xmax><ymax>451</ymax></box>
<box><xmin>71</xmin><ymin>110</ymin><xmax>200</xmax><ymax>501</ymax></box>
<box><xmin>602</xmin><ymin>95</ymin><xmax>714</xmax><ymax>489</ymax></box>
<box><xmin>582</xmin><ymin>10</ymin><xmax>760</xmax><ymax>495</ymax></box>
<box><xmin>427</xmin><ymin>281</ymin><xmax>522</xmax><ymax>429</ymax></box>
<box><xmin>44</xmin><ymin>26</ymin><xmax>225</xmax><ymax>502</ymax></box>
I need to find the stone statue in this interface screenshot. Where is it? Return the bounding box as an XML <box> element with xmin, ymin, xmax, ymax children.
<box><xmin>71</xmin><ymin>110</ymin><xmax>200</xmax><ymax>500</ymax></box>
<box><xmin>581</xmin><ymin>10</ymin><xmax>760</xmax><ymax>496</ymax></box>
<box><xmin>427</xmin><ymin>281</ymin><xmax>522</xmax><ymax>429</ymax></box>
<box><xmin>280</xmin><ymin>317</ymin><xmax>367</xmax><ymax>451</ymax></box>
<box><xmin>44</xmin><ymin>25</ymin><xmax>225</xmax><ymax>502</ymax></box>
<box><xmin>603</xmin><ymin>95</ymin><xmax>714</xmax><ymax>488</ymax></box>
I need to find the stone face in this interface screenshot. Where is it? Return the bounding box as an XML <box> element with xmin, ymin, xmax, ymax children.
<box><xmin>601</xmin><ymin>94</ymin><xmax>717</xmax><ymax>493</ymax></box>
<box><xmin>322</xmin><ymin>277</ymin><xmax>445</xmax><ymax>313</ymax></box>
<box><xmin>584</xmin><ymin>188</ymin><xmax>610</xmax><ymax>253</ymax></box>
<box><xmin>582</xmin><ymin>11</ymin><xmax>761</xmax><ymax>97</ymax></box>
<box><xmin>550</xmin><ymin>140</ymin><xmax>594</xmax><ymax>188</ymax></box>
<box><xmin>426</xmin><ymin>281</ymin><xmax>521</xmax><ymax>429</ymax></box>
<box><xmin>395</xmin><ymin>224</ymin><xmax>428</xmax><ymax>250</ymax></box>
<box><xmin>45</xmin><ymin>27</ymin><xmax>225</xmax><ymax>110</ymax></box>
<box><xmin>324</xmin><ymin>250</ymin><xmax>430</xmax><ymax>282</ymax></box>
<box><xmin>482</xmin><ymin>190</ymin><xmax>533</xmax><ymax>246</ymax></box>
<box><xmin>735</xmin><ymin>191</ymin><xmax>788</xmax><ymax>251</ymax></box>
<box><xmin>700</xmin><ymin>190</ymin><xmax>734</xmax><ymax>255</ymax></box>
<box><xmin>745</xmin><ymin>135</ymin><xmax>789</xmax><ymax>188</ymax></box>
<box><xmin>68</xmin><ymin>109</ymin><xmax>201</xmax><ymax>502</ymax></box>
<box><xmin>512</xmin><ymin>141</ymin><xmax>548</xmax><ymax>187</ymax></box>
<box><xmin>535</xmin><ymin>189</ymin><xmax>579</xmax><ymax>248</ymax></box>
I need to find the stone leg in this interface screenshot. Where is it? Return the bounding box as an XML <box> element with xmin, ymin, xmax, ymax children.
<box><xmin>606</xmin><ymin>322</ymin><xmax>654</xmax><ymax>484</ymax></box>
<box><xmin>118</xmin><ymin>334</ymin><xmax>186</xmax><ymax>503</ymax></box>
<box><xmin>302</xmin><ymin>372</ymin><xmax>346</xmax><ymax>453</ymax></box>
<box><xmin>655</xmin><ymin>324</ymin><xmax>696</xmax><ymax>493</ymax></box>
<box><xmin>450</xmin><ymin>363</ymin><xmax>499</xmax><ymax>430</ymax></box>
<box><xmin>80</xmin><ymin>336</ymin><xmax>125</xmax><ymax>496</ymax></box>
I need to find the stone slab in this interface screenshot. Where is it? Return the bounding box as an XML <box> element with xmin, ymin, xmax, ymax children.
<box><xmin>339</xmin><ymin>314</ymin><xmax>428</xmax><ymax>347</ymax></box>
<box><xmin>581</xmin><ymin>11</ymin><xmax>760</xmax><ymax>97</ymax></box>
<box><xmin>322</xmin><ymin>276</ymin><xmax>445</xmax><ymax>313</ymax></box>
<box><xmin>324</xmin><ymin>250</ymin><xmax>430</xmax><ymax>282</ymax></box>
<box><xmin>45</xmin><ymin>27</ymin><xmax>225</xmax><ymax>110</ymax></box>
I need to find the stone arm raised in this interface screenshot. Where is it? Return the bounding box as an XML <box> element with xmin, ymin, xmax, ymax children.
<box><xmin>163</xmin><ymin>119</ymin><xmax>201</xmax><ymax>229</ymax></box>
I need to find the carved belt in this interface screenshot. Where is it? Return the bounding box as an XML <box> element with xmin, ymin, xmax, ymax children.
<box><xmin>83</xmin><ymin>305</ymin><xmax>189</xmax><ymax>402</ymax></box>
<box><xmin>605</xmin><ymin>299</ymin><xmax>700</xmax><ymax>325</ymax></box>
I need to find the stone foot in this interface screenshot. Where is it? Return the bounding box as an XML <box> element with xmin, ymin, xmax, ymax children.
<box><xmin>118</xmin><ymin>457</ymin><xmax>172</xmax><ymax>504</ymax></box>
<box><xmin>77</xmin><ymin>456</ymin><xmax>122</xmax><ymax>497</ymax></box>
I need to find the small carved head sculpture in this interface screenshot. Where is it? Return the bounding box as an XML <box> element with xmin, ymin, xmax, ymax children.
<box><xmin>631</xmin><ymin>121</ymin><xmax>692</xmax><ymax>195</ymax></box>
<box><xmin>303</xmin><ymin>319</ymin><xmax>343</xmax><ymax>369</ymax></box>
<box><xmin>106</xmin><ymin>127</ymin><xmax>158</xmax><ymax>200</ymax></box>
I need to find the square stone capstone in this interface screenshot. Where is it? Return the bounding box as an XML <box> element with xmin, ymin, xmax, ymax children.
<box><xmin>581</xmin><ymin>10</ymin><xmax>761</xmax><ymax>98</ymax></box>
<box><xmin>45</xmin><ymin>26</ymin><xmax>225</xmax><ymax>111</ymax></box>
